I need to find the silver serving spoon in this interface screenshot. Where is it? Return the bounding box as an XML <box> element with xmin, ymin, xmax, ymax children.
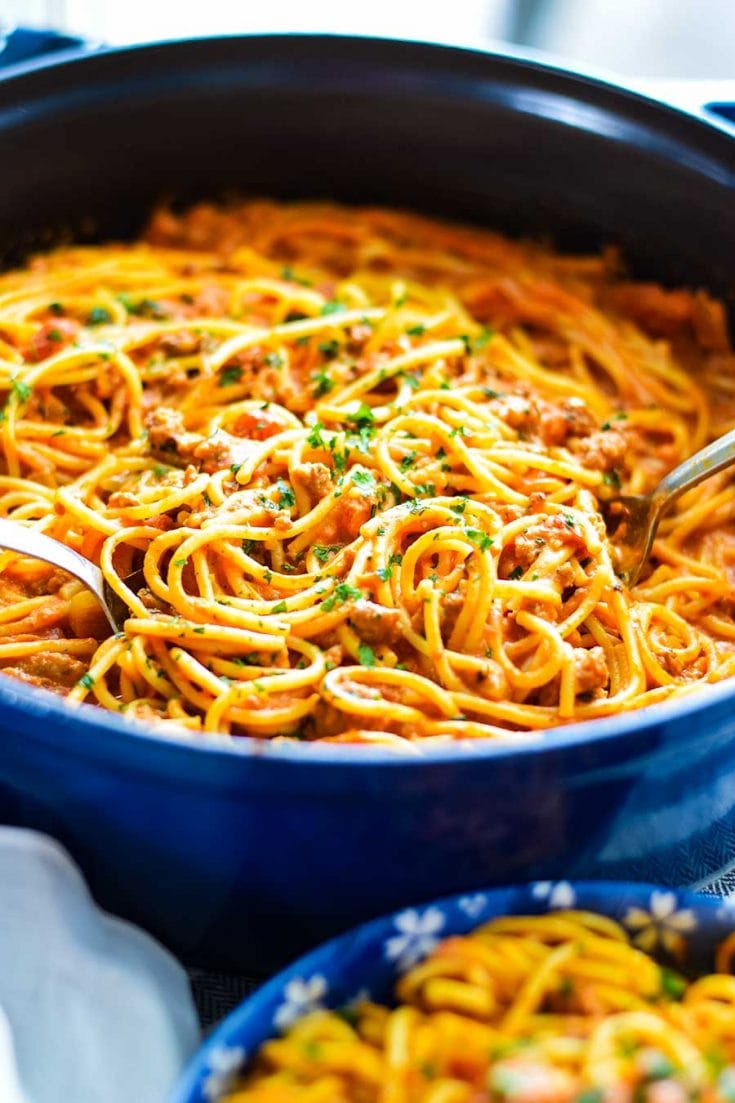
<box><xmin>603</xmin><ymin>425</ymin><xmax>735</xmax><ymax>586</ymax></box>
<box><xmin>0</xmin><ymin>517</ymin><xmax>141</xmax><ymax>632</ymax></box>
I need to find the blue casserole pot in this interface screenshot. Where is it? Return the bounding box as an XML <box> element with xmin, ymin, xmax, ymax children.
<box><xmin>171</xmin><ymin>880</ymin><xmax>735</xmax><ymax>1102</ymax></box>
<box><xmin>0</xmin><ymin>31</ymin><xmax>734</xmax><ymax>972</ymax></box>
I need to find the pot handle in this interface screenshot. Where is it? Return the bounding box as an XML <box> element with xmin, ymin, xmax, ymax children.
<box><xmin>633</xmin><ymin>78</ymin><xmax>735</xmax><ymax>133</ymax></box>
<box><xmin>0</xmin><ymin>26</ymin><xmax>89</xmax><ymax>70</ymax></box>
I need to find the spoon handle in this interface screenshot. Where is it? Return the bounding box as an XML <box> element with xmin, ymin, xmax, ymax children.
<box><xmin>654</xmin><ymin>425</ymin><xmax>735</xmax><ymax>511</ymax></box>
<box><xmin>0</xmin><ymin>517</ymin><xmax>114</xmax><ymax>627</ymax></box>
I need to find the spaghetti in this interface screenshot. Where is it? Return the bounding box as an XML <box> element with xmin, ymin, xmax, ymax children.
<box><xmin>222</xmin><ymin>910</ymin><xmax>735</xmax><ymax>1103</ymax></box>
<box><xmin>0</xmin><ymin>199</ymin><xmax>733</xmax><ymax>744</ymax></box>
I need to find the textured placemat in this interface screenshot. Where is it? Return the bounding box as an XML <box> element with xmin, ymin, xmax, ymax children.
<box><xmin>188</xmin><ymin>870</ymin><xmax>735</xmax><ymax>1029</ymax></box>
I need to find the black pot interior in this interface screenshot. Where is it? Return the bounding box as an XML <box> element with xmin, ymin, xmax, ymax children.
<box><xmin>1</xmin><ymin>35</ymin><xmax>734</xmax><ymax>303</ymax></box>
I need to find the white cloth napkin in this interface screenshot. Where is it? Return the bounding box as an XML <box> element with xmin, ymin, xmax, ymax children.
<box><xmin>0</xmin><ymin>827</ymin><xmax>200</xmax><ymax>1103</ymax></box>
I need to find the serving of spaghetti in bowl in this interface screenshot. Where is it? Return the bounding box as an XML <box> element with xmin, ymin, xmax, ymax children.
<box><xmin>171</xmin><ymin>881</ymin><xmax>735</xmax><ymax>1103</ymax></box>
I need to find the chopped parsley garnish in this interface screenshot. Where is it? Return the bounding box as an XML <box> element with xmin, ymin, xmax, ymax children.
<box><xmin>508</xmin><ymin>565</ymin><xmax>524</xmax><ymax>580</ymax></box>
<box><xmin>320</xmin><ymin>300</ymin><xmax>346</xmax><ymax>316</ymax></box>
<box><xmin>352</xmin><ymin>425</ymin><xmax>374</xmax><ymax>454</ymax></box>
<box><xmin>357</xmin><ymin>643</ymin><xmax>376</xmax><ymax>667</ymax></box>
<box><xmin>47</xmin><ymin>329</ymin><xmax>63</xmax><ymax>343</ymax></box>
<box><xmin>311</xmin><ymin>368</ymin><xmax>334</xmax><ymax>397</ymax></box>
<box><xmin>87</xmin><ymin>306</ymin><xmax>112</xmax><ymax>326</ymax></box>
<box><xmin>482</xmin><ymin>387</ymin><xmax>503</xmax><ymax>399</ymax></box>
<box><xmin>152</xmin><ymin>464</ymin><xmax>168</xmax><ymax>477</ymax></box>
<box><xmin>352</xmin><ymin>468</ymin><xmax>376</xmax><ymax>490</ymax></box>
<box><xmin>465</xmin><ymin>528</ymin><xmax>494</xmax><ymax>550</ymax></box>
<box><xmin>318</xmin><ymin>339</ymin><xmax>339</xmax><ymax>358</ymax></box>
<box><xmin>414</xmin><ymin>482</ymin><xmax>435</xmax><ymax>496</ymax></box>
<box><xmin>660</xmin><ymin>967</ymin><xmax>686</xmax><ymax>1001</ymax></box>
<box><xmin>10</xmin><ymin>378</ymin><xmax>32</xmax><ymax>403</ymax></box>
<box><xmin>450</xmin><ymin>498</ymin><xmax>468</xmax><ymax>514</ymax></box>
<box><xmin>219</xmin><ymin>365</ymin><xmax>242</xmax><ymax>387</ymax></box>
<box><xmin>564</xmin><ymin>514</ymin><xmax>576</xmax><ymax>529</ymax></box>
<box><xmin>202</xmin><ymin>490</ymin><xmax>212</xmax><ymax>507</ymax></box>
<box><xmin>347</xmin><ymin>402</ymin><xmax>375</xmax><ymax>428</ymax></box>
<box><xmin>230</xmin><ymin>463</ymin><xmax>242</xmax><ymax>477</ymax></box>
<box><xmin>173</xmin><ymin>558</ymin><xmax>188</xmax><ymax>567</ymax></box>
<box><xmin>78</xmin><ymin>673</ymin><xmax>95</xmax><ymax>690</ymax></box>
<box><xmin>272</xmin><ymin>601</ymin><xmax>288</xmax><ymax>614</ymax></box>
<box><xmin>401</xmin><ymin>372</ymin><xmax>421</xmax><ymax>390</ymax></box>
<box><xmin>473</xmin><ymin>326</ymin><xmax>494</xmax><ymax>350</ymax></box>
<box><xmin>603</xmin><ymin>469</ymin><xmax>621</xmax><ymax>489</ymax></box>
<box><xmin>264</xmin><ymin>352</ymin><xmax>283</xmax><ymax>369</ymax></box>
<box><xmin>306</xmin><ymin>422</ymin><xmax>326</xmax><ymax>448</ymax></box>
<box><xmin>321</xmin><ymin>583</ymin><xmax>362</xmax><ymax>612</ymax></box>
<box><xmin>406</xmin><ymin>323</ymin><xmax>425</xmax><ymax>337</ymax></box>
<box><xmin>399</xmin><ymin>450</ymin><xmax>417</xmax><ymax>471</ymax></box>
<box><xmin>241</xmin><ymin>539</ymin><xmax>255</xmax><ymax>555</ymax></box>
<box><xmin>376</xmin><ymin>566</ymin><xmax>392</xmax><ymax>581</ymax></box>
<box><xmin>276</xmin><ymin>480</ymin><xmax>296</xmax><ymax>509</ymax></box>
<box><xmin>48</xmin><ymin>301</ymin><xmax>65</xmax><ymax>316</ymax></box>
<box><xmin>313</xmin><ymin>544</ymin><xmax>341</xmax><ymax>563</ymax></box>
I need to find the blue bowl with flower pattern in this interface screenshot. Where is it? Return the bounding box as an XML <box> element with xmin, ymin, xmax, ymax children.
<box><xmin>169</xmin><ymin>880</ymin><xmax>735</xmax><ymax>1102</ymax></box>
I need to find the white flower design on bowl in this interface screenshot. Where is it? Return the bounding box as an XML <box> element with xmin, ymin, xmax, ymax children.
<box><xmin>532</xmin><ymin>881</ymin><xmax>577</xmax><ymax>909</ymax></box>
<box><xmin>624</xmin><ymin>890</ymin><xmax>697</xmax><ymax>954</ymax></box>
<box><xmin>202</xmin><ymin>1044</ymin><xmax>246</xmax><ymax>1101</ymax></box>
<box><xmin>274</xmin><ymin>975</ymin><xmax>328</xmax><ymax>1031</ymax></box>
<box><xmin>385</xmin><ymin>907</ymin><xmax>445</xmax><ymax>971</ymax></box>
<box><xmin>458</xmin><ymin>893</ymin><xmax>487</xmax><ymax>919</ymax></box>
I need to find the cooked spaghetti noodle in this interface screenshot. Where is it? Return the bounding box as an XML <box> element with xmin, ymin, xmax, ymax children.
<box><xmin>0</xmin><ymin>199</ymin><xmax>733</xmax><ymax>743</ymax></box>
<box><xmin>223</xmin><ymin>911</ymin><xmax>735</xmax><ymax>1102</ymax></box>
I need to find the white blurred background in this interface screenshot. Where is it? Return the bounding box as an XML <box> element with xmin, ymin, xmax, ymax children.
<box><xmin>2</xmin><ymin>0</ymin><xmax>735</xmax><ymax>77</ymax></box>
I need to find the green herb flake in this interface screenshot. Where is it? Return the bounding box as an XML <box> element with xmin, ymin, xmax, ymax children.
<box><xmin>173</xmin><ymin>558</ymin><xmax>188</xmax><ymax>567</ymax></box>
<box><xmin>306</xmin><ymin>422</ymin><xmax>326</xmax><ymax>449</ymax></box>
<box><xmin>357</xmin><ymin>642</ymin><xmax>376</xmax><ymax>667</ymax></box>
<box><xmin>276</xmin><ymin>480</ymin><xmax>296</xmax><ymax>509</ymax></box>
<box><xmin>10</xmin><ymin>378</ymin><xmax>32</xmax><ymax>403</ymax></box>
<box><xmin>320</xmin><ymin>300</ymin><xmax>346</xmax><ymax>316</ymax></box>
<box><xmin>78</xmin><ymin>673</ymin><xmax>95</xmax><ymax>690</ymax></box>
<box><xmin>318</xmin><ymin>339</ymin><xmax>339</xmax><ymax>358</ymax></box>
<box><xmin>376</xmin><ymin>566</ymin><xmax>392</xmax><ymax>581</ymax></box>
<box><xmin>219</xmin><ymin>365</ymin><xmax>243</xmax><ymax>387</ymax></box>
<box><xmin>660</xmin><ymin>967</ymin><xmax>686</xmax><ymax>1001</ymax></box>
<box><xmin>48</xmin><ymin>301</ymin><xmax>65</xmax><ymax>316</ymax></box>
<box><xmin>508</xmin><ymin>565</ymin><xmax>524</xmax><ymax>580</ymax></box>
<box><xmin>465</xmin><ymin>528</ymin><xmax>494</xmax><ymax>551</ymax></box>
<box><xmin>321</xmin><ymin>582</ymin><xmax>362</xmax><ymax>612</ymax></box>
<box><xmin>272</xmin><ymin>601</ymin><xmax>288</xmax><ymax>614</ymax></box>
<box><xmin>473</xmin><ymin>326</ymin><xmax>494</xmax><ymax>350</ymax></box>
<box><xmin>264</xmin><ymin>352</ymin><xmax>283</xmax><ymax>369</ymax></box>
<box><xmin>347</xmin><ymin>402</ymin><xmax>375</xmax><ymax>428</ymax></box>
<box><xmin>352</xmin><ymin>468</ymin><xmax>376</xmax><ymax>490</ymax></box>
<box><xmin>86</xmin><ymin>306</ymin><xmax>112</xmax><ymax>326</ymax></box>
<box><xmin>311</xmin><ymin>368</ymin><xmax>334</xmax><ymax>397</ymax></box>
<box><xmin>406</xmin><ymin>323</ymin><xmax>425</xmax><ymax>337</ymax></box>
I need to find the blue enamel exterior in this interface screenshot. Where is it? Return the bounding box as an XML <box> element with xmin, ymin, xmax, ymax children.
<box><xmin>170</xmin><ymin>881</ymin><xmax>735</xmax><ymax>1102</ymax></box>
<box><xmin>0</xmin><ymin>35</ymin><xmax>733</xmax><ymax>971</ymax></box>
